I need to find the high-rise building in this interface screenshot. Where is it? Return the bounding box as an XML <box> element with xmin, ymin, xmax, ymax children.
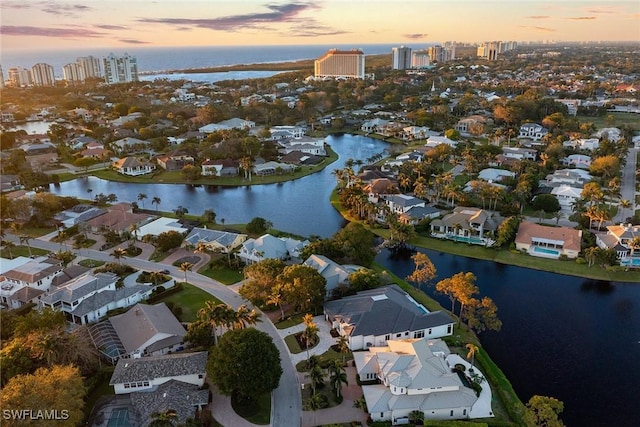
<box><xmin>63</xmin><ymin>63</ymin><xmax>86</xmax><ymax>83</ymax></box>
<box><xmin>477</xmin><ymin>41</ymin><xmax>517</xmax><ymax>60</ymax></box>
<box><xmin>76</xmin><ymin>55</ymin><xmax>103</xmax><ymax>79</ymax></box>
<box><xmin>428</xmin><ymin>45</ymin><xmax>443</xmax><ymax>63</ymax></box>
<box><xmin>314</xmin><ymin>49</ymin><xmax>365</xmax><ymax>79</ymax></box>
<box><xmin>31</xmin><ymin>63</ymin><xmax>56</xmax><ymax>87</ymax></box>
<box><xmin>411</xmin><ymin>50</ymin><xmax>431</xmax><ymax>69</ymax></box>
<box><xmin>392</xmin><ymin>46</ymin><xmax>412</xmax><ymax>70</ymax></box>
<box><xmin>0</xmin><ymin>65</ymin><xmax>4</xmax><ymax>88</ymax></box>
<box><xmin>8</xmin><ymin>67</ymin><xmax>32</xmax><ymax>87</ymax></box>
<box><xmin>103</xmin><ymin>53</ymin><xmax>139</xmax><ymax>84</ymax></box>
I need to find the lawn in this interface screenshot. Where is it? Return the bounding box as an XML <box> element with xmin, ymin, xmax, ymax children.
<box><xmin>274</xmin><ymin>313</ymin><xmax>306</xmax><ymax>329</ymax></box>
<box><xmin>198</xmin><ymin>263</ymin><xmax>244</xmax><ymax>285</ymax></box>
<box><xmin>78</xmin><ymin>259</ymin><xmax>106</xmax><ymax>268</ymax></box>
<box><xmin>152</xmin><ymin>283</ymin><xmax>222</xmax><ymax>322</ymax></box>
<box><xmin>232</xmin><ymin>392</ymin><xmax>271</xmax><ymax>425</ymax></box>
<box><xmin>1</xmin><ymin>245</ymin><xmax>49</xmax><ymax>259</ymax></box>
<box><xmin>576</xmin><ymin>112</ymin><xmax>640</xmax><ymax>130</ymax></box>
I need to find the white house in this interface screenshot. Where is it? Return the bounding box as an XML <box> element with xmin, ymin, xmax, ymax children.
<box><xmin>237</xmin><ymin>233</ymin><xmax>309</xmax><ymax>265</ymax></box>
<box><xmin>278</xmin><ymin>136</ymin><xmax>327</xmax><ymax>156</ymax></box>
<box><xmin>545</xmin><ymin>169</ymin><xmax>592</xmax><ymax>187</ymax></box>
<box><xmin>477</xmin><ymin>168</ymin><xmax>515</xmax><ymax>183</ymax></box>
<box><xmin>265</xmin><ymin>125</ymin><xmax>306</xmax><ymax>140</ymax></box>
<box><xmin>110</xmin><ymin>351</ymin><xmax>207</xmax><ymax>395</ymax></box>
<box><xmin>596</xmin><ymin>223</ymin><xmax>640</xmax><ymax>261</ymax></box>
<box><xmin>425</xmin><ymin>135</ymin><xmax>457</xmax><ymax>149</ymax></box>
<box><xmin>563</xmin><ymin>138</ymin><xmax>600</xmax><ymax>151</ymax></box>
<box><xmin>323</xmin><ymin>285</ymin><xmax>455</xmax><ymax>351</ymax></box>
<box><xmin>518</xmin><ymin>123</ymin><xmax>548</xmax><ymax>141</ymax></box>
<box><xmin>184</xmin><ymin>227</ymin><xmax>247</xmax><ymax>253</ymax></box>
<box><xmin>550</xmin><ymin>185</ymin><xmax>582</xmax><ymax>210</ymax></box>
<box><xmin>501</xmin><ymin>147</ymin><xmax>537</xmax><ymax>161</ymax></box>
<box><xmin>199</xmin><ymin>118</ymin><xmax>255</xmax><ymax>133</ymax></box>
<box><xmin>39</xmin><ymin>272</ymin><xmax>152</xmax><ymax>325</ymax></box>
<box><xmin>112</xmin><ymin>157</ymin><xmax>155</xmax><ymax>176</ymax></box>
<box><xmin>355</xmin><ymin>338</ymin><xmax>488</xmax><ymax>424</ymax></box>
<box><xmin>361</xmin><ymin>118</ymin><xmax>389</xmax><ymax>133</ymax></box>
<box><xmin>430</xmin><ymin>207</ymin><xmax>501</xmax><ymax>246</ymax></box>
<box><xmin>562</xmin><ymin>154</ymin><xmax>592</xmax><ymax>169</ymax></box>
<box><xmin>383</xmin><ymin>194</ymin><xmax>427</xmax><ymax>214</ymax></box>
<box><xmin>137</xmin><ymin>217</ymin><xmax>189</xmax><ymax>238</ymax></box>
<box><xmin>0</xmin><ymin>256</ymin><xmax>63</xmax><ymax>309</ymax></box>
<box><xmin>303</xmin><ymin>254</ymin><xmax>354</xmax><ymax>297</ymax></box>
<box><xmin>111</xmin><ymin>137</ymin><xmax>149</xmax><ymax>151</ymax></box>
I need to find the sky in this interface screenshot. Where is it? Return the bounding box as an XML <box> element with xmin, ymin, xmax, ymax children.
<box><xmin>1</xmin><ymin>0</ymin><xmax>639</xmax><ymax>51</ymax></box>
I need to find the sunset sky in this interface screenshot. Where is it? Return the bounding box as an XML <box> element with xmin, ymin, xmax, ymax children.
<box><xmin>1</xmin><ymin>0</ymin><xmax>639</xmax><ymax>51</ymax></box>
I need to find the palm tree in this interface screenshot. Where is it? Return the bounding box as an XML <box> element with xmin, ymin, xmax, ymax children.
<box><xmin>308</xmin><ymin>364</ymin><xmax>325</xmax><ymax>396</ymax></box>
<box><xmin>266</xmin><ymin>284</ymin><xmax>287</xmax><ymax>321</ymax></box>
<box><xmin>584</xmin><ymin>247</ymin><xmax>600</xmax><ymax>268</ymax></box>
<box><xmin>629</xmin><ymin>237</ymin><xmax>640</xmax><ymax>258</ymax></box>
<box><xmin>232</xmin><ymin>304</ymin><xmax>261</xmax><ymax>329</ymax></box>
<box><xmin>129</xmin><ymin>223</ymin><xmax>139</xmax><ymax>243</ymax></box>
<box><xmin>149</xmin><ymin>409</ymin><xmax>178</xmax><ymax>427</ymax></box>
<box><xmin>2</xmin><ymin>238</ymin><xmax>16</xmax><ymax>259</ymax></box>
<box><xmin>110</xmin><ymin>247</ymin><xmax>127</xmax><ymax>265</ymax></box>
<box><xmin>179</xmin><ymin>261</ymin><xmax>193</xmax><ymax>283</ymax></box>
<box><xmin>619</xmin><ymin>199</ymin><xmax>632</xmax><ymax>221</ymax></box>
<box><xmin>466</xmin><ymin>343</ymin><xmax>479</xmax><ymax>370</ymax></box>
<box><xmin>328</xmin><ymin>359</ymin><xmax>348</xmax><ymax>399</ymax></box>
<box><xmin>151</xmin><ymin>196</ymin><xmax>161</xmax><ymax>212</ymax></box>
<box><xmin>302</xmin><ymin>313</ymin><xmax>319</xmax><ymax>359</ymax></box>
<box><xmin>337</xmin><ymin>335</ymin><xmax>350</xmax><ymax>355</ymax></box>
<box><xmin>197</xmin><ymin>301</ymin><xmax>232</xmax><ymax>345</ymax></box>
<box><xmin>137</xmin><ymin>193</ymin><xmax>148</xmax><ymax>209</ymax></box>
<box><xmin>19</xmin><ymin>235</ymin><xmax>33</xmax><ymax>257</ymax></box>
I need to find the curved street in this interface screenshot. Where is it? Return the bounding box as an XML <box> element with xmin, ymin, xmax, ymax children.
<box><xmin>7</xmin><ymin>234</ymin><xmax>302</xmax><ymax>427</ymax></box>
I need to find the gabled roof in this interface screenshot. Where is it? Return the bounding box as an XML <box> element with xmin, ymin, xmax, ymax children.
<box><xmin>185</xmin><ymin>227</ymin><xmax>246</xmax><ymax>248</ymax></box>
<box><xmin>2</xmin><ymin>257</ymin><xmax>62</xmax><ymax>283</ymax></box>
<box><xmin>42</xmin><ymin>272</ymin><xmax>117</xmax><ymax>305</ymax></box>
<box><xmin>109</xmin><ymin>303</ymin><xmax>186</xmax><ymax>354</ymax></box>
<box><xmin>515</xmin><ymin>222</ymin><xmax>582</xmax><ymax>252</ymax></box>
<box><xmin>324</xmin><ymin>285</ymin><xmax>454</xmax><ymax>337</ymax></box>
<box><xmin>131</xmin><ymin>379</ymin><xmax>209</xmax><ymax>427</ymax></box>
<box><xmin>110</xmin><ymin>351</ymin><xmax>207</xmax><ymax>385</ymax></box>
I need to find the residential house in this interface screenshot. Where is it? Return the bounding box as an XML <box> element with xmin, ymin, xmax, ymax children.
<box><xmin>361</xmin><ymin>118</ymin><xmax>389</xmax><ymax>133</ymax></box>
<box><xmin>88</xmin><ymin>303</ymin><xmax>187</xmax><ymax>363</ymax></box>
<box><xmin>253</xmin><ymin>161</ymin><xmax>296</xmax><ymax>176</ymax></box>
<box><xmin>500</xmin><ymin>147</ymin><xmax>537</xmax><ymax>161</ymax></box>
<box><xmin>323</xmin><ymin>285</ymin><xmax>455</xmax><ymax>351</ymax></box>
<box><xmin>184</xmin><ymin>228</ymin><xmax>247</xmax><ymax>253</ymax></box>
<box><xmin>201</xmin><ymin>159</ymin><xmax>239</xmax><ymax>177</ymax></box>
<box><xmin>425</xmin><ymin>135</ymin><xmax>458</xmax><ymax>149</ymax></box>
<box><xmin>594</xmin><ymin>127</ymin><xmax>622</xmax><ymax>142</ymax></box>
<box><xmin>544</xmin><ymin>169</ymin><xmax>592</xmax><ymax>188</ymax></box>
<box><xmin>383</xmin><ymin>194</ymin><xmax>427</xmax><ymax>215</ymax></box>
<box><xmin>80</xmin><ymin>144</ymin><xmax>110</xmax><ymax>160</ymax></box>
<box><xmin>19</xmin><ymin>142</ymin><xmax>58</xmax><ymax>171</ymax></box>
<box><xmin>550</xmin><ymin>185</ymin><xmax>582</xmax><ymax>210</ymax></box>
<box><xmin>156</xmin><ymin>154</ymin><xmax>194</xmax><ymax>171</ymax></box>
<box><xmin>399</xmin><ymin>205</ymin><xmax>441</xmax><ymax>225</ymax></box>
<box><xmin>264</xmin><ymin>125</ymin><xmax>306</xmax><ymax>141</ymax></box>
<box><xmin>400</xmin><ymin>126</ymin><xmax>433</xmax><ymax>141</ymax></box>
<box><xmin>280</xmin><ymin>151</ymin><xmax>324</xmax><ymax>166</ymax></box>
<box><xmin>454</xmin><ymin>115</ymin><xmax>488</xmax><ymax>134</ymax></box>
<box><xmin>199</xmin><ymin>118</ymin><xmax>255</xmax><ymax>133</ymax></box>
<box><xmin>85</xmin><ymin>203</ymin><xmax>151</xmax><ymax>234</ymax></box>
<box><xmin>112</xmin><ymin>157</ymin><xmax>155</xmax><ymax>176</ymax></box>
<box><xmin>518</xmin><ymin>123</ymin><xmax>548</xmax><ymax>141</ymax></box>
<box><xmin>365</xmin><ymin>178</ymin><xmax>398</xmax><ymax>203</ymax></box>
<box><xmin>278</xmin><ymin>136</ymin><xmax>327</xmax><ymax>156</ymax></box>
<box><xmin>40</xmin><ymin>272</ymin><xmax>152</xmax><ymax>325</ymax></box>
<box><xmin>0</xmin><ymin>175</ymin><xmax>23</xmax><ymax>193</ymax></box>
<box><xmin>303</xmin><ymin>254</ymin><xmax>354</xmax><ymax>297</ymax></box>
<box><xmin>382</xmin><ymin>151</ymin><xmax>423</xmax><ymax>172</ymax></box>
<box><xmin>137</xmin><ymin>217</ymin><xmax>189</xmax><ymax>238</ymax></box>
<box><xmin>515</xmin><ymin>222</ymin><xmax>582</xmax><ymax>259</ymax></box>
<box><xmin>0</xmin><ymin>256</ymin><xmax>63</xmax><ymax>308</ymax></box>
<box><xmin>477</xmin><ymin>168</ymin><xmax>515</xmax><ymax>183</ymax></box>
<box><xmin>562</xmin><ymin>154</ymin><xmax>592</xmax><ymax>169</ymax></box>
<box><xmin>50</xmin><ymin>265</ymin><xmax>91</xmax><ymax>288</ymax></box>
<box><xmin>355</xmin><ymin>338</ymin><xmax>485</xmax><ymax>424</ymax></box>
<box><xmin>562</xmin><ymin>138</ymin><xmax>599</xmax><ymax>151</ymax></box>
<box><xmin>54</xmin><ymin>204</ymin><xmax>106</xmax><ymax>228</ymax></box>
<box><xmin>110</xmin><ymin>112</ymin><xmax>143</xmax><ymax>127</ymax></box>
<box><xmin>430</xmin><ymin>207</ymin><xmax>501</xmax><ymax>246</ymax></box>
<box><xmin>112</xmin><ymin>137</ymin><xmax>150</xmax><ymax>152</ymax></box>
<box><xmin>237</xmin><ymin>233</ymin><xmax>309</xmax><ymax>265</ymax></box>
<box><xmin>596</xmin><ymin>223</ymin><xmax>640</xmax><ymax>262</ymax></box>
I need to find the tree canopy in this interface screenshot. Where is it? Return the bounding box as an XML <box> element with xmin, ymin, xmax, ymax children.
<box><xmin>207</xmin><ymin>328</ymin><xmax>282</xmax><ymax>401</ymax></box>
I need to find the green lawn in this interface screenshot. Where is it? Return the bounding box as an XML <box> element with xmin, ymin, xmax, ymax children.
<box><xmin>284</xmin><ymin>333</ymin><xmax>304</xmax><ymax>354</ymax></box>
<box><xmin>152</xmin><ymin>283</ymin><xmax>222</xmax><ymax>322</ymax></box>
<box><xmin>232</xmin><ymin>392</ymin><xmax>271</xmax><ymax>425</ymax></box>
<box><xmin>1</xmin><ymin>245</ymin><xmax>49</xmax><ymax>259</ymax></box>
<box><xmin>198</xmin><ymin>264</ymin><xmax>244</xmax><ymax>285</ymax></box>
<box><xmin>11</xmin><ymin>226</ymin><xmax>57</xmax><ymax>237</ymax></box>
<box><xmin>576</xmin><ymin>112</ymin><xmax>640</xmax><ymax>130</ymax></box>
<box><xmin>78</xmin><ymin>259</ymin><xmax>106</xmax><ymax>268</ymax></box>
<box><xmin>274</xmin><ymin>313</ymin><xmax>306</xmax><ymax>329</ymax></box>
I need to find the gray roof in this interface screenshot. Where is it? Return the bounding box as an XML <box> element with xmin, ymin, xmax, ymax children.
<box><xmin>50</xmin><ymin>265</ymin><xmax>91</xmax><ymax>287</ymax></box>
<box><xmin>404</xmin><ymin>205</ymin><xmax>440</xmax><ymax>219</ymax></box>
<box><xmin>73</xmin><ymin>285</ymin><xmax>151</xmax><ymax>318</ymax></box>
<box><xmin>383</xmin><ymin>194</ymin><xmax>425</xmax><ymax>208</ymax></box>
<box><xmin>109</xmin><ymin>303</ymin><xmax>186</xmax><ymax>354</ymax></box>
<box><xmin>110</xmin><ymin>351</ymin><xmax>208</xmax><ymax>384</ymax></box>
<box><xmin>131</xmin><ymin>379</ymin><xmax>209</xmax><ymax>427</ymax></box>
<box><xmin>184</xmin><ymin>227</ymin><xmax>244</xmax><ymax>248</ymax></box>
<box><xmin>42</xmin><ymin>272</ymin><xmax>118</xmax><ymax>305</ymax></box>
<box><xmin>324</xmin><ymin>285</ymin><xmax>454</xmax><ymax>337</ymax></box>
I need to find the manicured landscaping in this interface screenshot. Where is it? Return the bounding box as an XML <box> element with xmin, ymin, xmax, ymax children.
<box><xmin>152</xmin><ymin>282</ymin><xmax>222</xmax><ymax>322</ymax></box>
<box><xmin>284</xmin><ymin>333</ymin><xmax>304</xmax><ymax>354</ymax></box>
<box><xmin>274</xmin><ymin>313</ymin><xmax>306</xmax><ymax>329</ymax></box>
<box><xmin>198</xmin><ymin>263</ymin><xmax>244</xmax><ymax>285</ymax></box>
<box><xmin>78</xmin><ymin>259</ymin><xmax>106</xmax><ymax>268</ymax></box>
<box><xmin>1</xmin><ymin>245</ymin><xmax>49</xmax><ymax>259</ymax></box>
<box><xmin>232</xmin><ymin>391</ymin><xmax>271</xmax><ymax>425</ymax></box>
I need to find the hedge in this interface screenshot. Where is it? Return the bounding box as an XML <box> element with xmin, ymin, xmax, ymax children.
<box><xmin>147</xmin><ymin>282</ymin><xmax>184</xmax><ymax>304</ymax></box>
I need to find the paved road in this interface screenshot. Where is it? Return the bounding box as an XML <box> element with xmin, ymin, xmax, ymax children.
<box><xmin>613</xmin><ymin>147</ymin><xmax>638</xmax><ymax>223</ymax></box>
<box><xmin>7</xmin><ymin>235</ymin><xmax>302</xmax><ymax>427</ymax></box>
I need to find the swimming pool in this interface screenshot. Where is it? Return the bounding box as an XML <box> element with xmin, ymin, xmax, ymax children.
<box><xmin>532</xmin><ymin>246</ymin><xmax>560</xmax><ymax>256</ymax></box>
<box><xmin>620</xmin><ymin>257</ymin><xmax>640</xmax><ymax>267</ymax></box>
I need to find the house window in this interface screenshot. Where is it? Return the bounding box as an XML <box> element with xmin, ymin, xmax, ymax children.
<box><xmin>428</xmin><ymin>328</ymin><xmax>432</xmax><ymax>335</ymax></box>
<box><xmin>447</xmin><ymin>325</ymin><xmax>452</xmax><ymax>334</ymax></box>
<box><xmin>198</xmin><ymin>374</ymin><xmax>203</xmax><ymax>379</ymax></box>
<box><xmin>143</xmin><ymin>381</ymin><xmax>149</xmax><ymax>387</ymax></box>
<box><xmin>396</xmin><ymin>333</ymin><xmax>402</xmax><ymax>338</ymax></box>
<box><xmin>414</xmin><ymin>330</ymin><xmax>425</xmax><ymax>339</ymax></box>
<box><xmin>381</xmin><ymin>413</ymin><xmax>384</xmax><ymax>418</ymax></box>
<box><xmin>463</xmin><ymin>409</ymin><xmax>467</xmax><ymax>416</ymax></box>
<box><xmin>405</xmin><ymin>332</ymin><xmax>409</xmax><ymax>336</ymax></box>
<box><xmin>124</xmin><ymin>383</ymin><xmax>130</xmax><ymax>389</ymax></box>
<box><xmin>384</xmin><ymin>334</ymin><xmax>390</xmax><ymax>341</ymax></box>
<box><xmin>450</xmin><ymin>410</ymin><xmax>454</xmax><ymax>417</ymax></box>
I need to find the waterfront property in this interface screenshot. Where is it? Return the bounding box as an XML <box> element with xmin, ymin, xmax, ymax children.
<box><xmin>515</xmin><ymin>222</ymin><xmax>582</xmax><ymax>259</ymax></box>
<box><xmin>596</xmin><ymin>223</ymin><xmax>640</xmax><ymax>262</ymax></box>
<box><xmin>184</xmin><ymin>227</ymin><xmax>247</xmax><ymax>253</ymax></box>
<box><xmin>314</xmin><ymin>48</ymin><xmax>365</xmax><ymax>79</ymax></box>
<box><xmin>112</xmin><ymin>156</ymin><xmax>155</xmax><ymax>176</ymax></box>
<box><xmin>324</xmin><ymin>285</ymin><xmax>455</xmax><ymax>351</ymax></box>
<box><xmin>430</xmin><ymin>207</ymin><xmax>500</xmax><ymax>247</ymax></box>
<box><xmin>354</xmin><ymin>338</ymin><xmax>491</xmax><ymax>424</ymax></box>
<box><xmin>237</xmin><ymin>233</ymin><xmax>309</xmax><ymax>264</ymax></box>
<box><xmin>302</xmin><ymin>254</ymin><xmax>354</xmax><ymax>297</ymax></box>
<box><xmin>0</xmin><ymin>256</ymin><xmax>63</xmax><ymax>309</ymax></box>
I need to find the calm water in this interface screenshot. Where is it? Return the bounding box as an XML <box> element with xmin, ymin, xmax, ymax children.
<box><xmin>139</xmin><ymin>70</ymin><xmax>291</xmax><ymax>85</ymax></box>
<box><xmin>376</xmin><ymin>248</ymin><xmax>640</xmax><ymax>427</ymax></box>
<box><xmin>48</xmin><ymin>134</ymin><xmax>389</xmax><ymax>238</ymax></box>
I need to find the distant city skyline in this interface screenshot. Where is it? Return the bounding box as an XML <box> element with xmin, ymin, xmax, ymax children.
<box><xmin>1</xmin><ymin>0</ymin><xmax>638</xmax><ymax>52</ymax></box>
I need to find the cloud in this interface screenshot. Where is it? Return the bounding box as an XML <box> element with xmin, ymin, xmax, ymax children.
<box><xmin>0</xmin><ymin>25</ymin><xmax>105</xmax><ymax>38</ymax></box>
<box><xmin>137</xmin><ymin>1</ymin><xmax>319</xmax><ymax>32</ymax></box>
<box><xmin>518</xmin><ymin>26</ymin><xmax>557</xmax><ymax>33</ymax></box>
<box><xmin>527</xmin><ymin>16</ymin><xmax>550</xmax><ymax>20</ymax></box>
<box><xmin>403</xmin><ymin>33</ymin><xmax>428</xmax><ymax>40</ymax></box>
<box><xmin>119</xmin><ymin>38</ymin><xmax>150</xmax><ymax>44</ymax></box>
<box><xmin>284</xmin><ymin>23</ymin><xmax>349</xmax><ymax>38</ymax></box>
<box><xmin>568</xmin><ymin>16</ymin><xmax>597</xmax><ymax>20</ymax></box>
<box><xmin>95</xmin><ymin>24</ymin><xmax>128</xmax><ymax>30</ymax></box>
<box><xmin>1</xmin><ymin>1</ymin><xmax>91</xmax><ymax>17</ymax></box>
<box><xmin>586</xmin><ymin>8</ymin><xmax>619</xmax><ymax>14</ymax></box>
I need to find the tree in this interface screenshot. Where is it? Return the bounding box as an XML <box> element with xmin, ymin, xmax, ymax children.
<box><xmin>241</xmin><ymin>259</ymin><xmax>286</xmax><ymax>306</ymax></box>
<box><xmin>406</xmin><ymin>252</ymin><xmax>437</xmax><ymax>290</ymax></box>
<box><xmin>301</xmin><ymin>313</ymin><xmax>319</xmax><ymax>358</ymax></box>
<box><xmin>466</xmin><ymin>343</ymin><xmax>479</xmax><ymax>370</ymax></box>
<box><xmin>197</xmin><ymin>301</ymin><xmax>234</xmax><ymax>345</ymax></box>
<box><xmin>207</xmin><ymin>328</ymin><xmax>282</xmax><ymax>402</ymax></box>
<box><xmin>174</xmin><ymin>205</ymin><xmax>189</xmax><ymax>218</ymax></box>
<box><xmin>466</xmin><ymin>296</ymin><xmax>502</xmax><ymax>333</ymax></box>
<box><xmin>532</xmin><ymin>194</ymin><xmax>561</xmax><ymax>213</ymax></box>
<box><xmin>0</xmin><ymin>365</ymin><xmax>86</xmax><ymax>427</ymax></box>
<box><xmin>348</xmin><ymin>268</ymin><xmax>380</xmax><ymax>292</ymax></box>
<box><xmin>328</xmin><ymin>359</ymin><xmax>348</xmax><ymax>399</ymax></box>
<box><xmin>152</xmin><ymin>196</ymin><xmax>161</xmax><ymax>211</ymax></box>
<box><xmin>277</xmin><ymin>264</ymin><xmax>326</xmax><ymax>314</ymax></box>
<box><xmin>589</xmin><ymin>155</ymin><xmax>620</xmax><ymax>179</ymax></box>
<box><xmin>181</xmin><ymin>164</ymin><xmax>202</xmax><ymax>181</ymax></box>
<box><xmin>583</xmin><ymin>246</ymin><xmax>600</xmax><ymax>268</ymax></box>
<box><xmin>266</xmin><ymin>283</ymin><xmax>287</xmax><ymax>321</ymax></box>
<box><xmin>232</xmin><ymin>304</ymin><xmax>261</xmax><ymax>329</ymax></box>
<box><xmin>524</xmin><ymin>395</ymin><xmax>565</xmax><ymax>427</ymax></box>
<box><xmin>246</xmin><ymin>217</ymin><xmax>273</xmax><ymax>234</ymax></box>
<box><xmin>2</xmin><ymin>238</ymin><xmax>16</xmax><ymax>259</ymax></box>
<box><xmin>308</xmin><ymin>364</ymin><xmax>325</xmax><ymax>396</ymax></box>
<box><xmin>201</xmin><ymin>208</ymin><xmax>216</xmax><ymax>224</ymax></box>
<box><xmin>155</xmin><ymin>230</ymin><xmax>185</xmax><ymax>252</ymax></box>
<box><xmin>179</xmin><ymin>261</ymin><xmax>193</xmax><ymax>283</ymax></box>
<box><xmin>137</xmin><ymin>193</ymin><xmax>148</xmax><ymax>209</ymax></box>
<box><xmin>149</xmin><ymin>409</ymin><xmax>178</xmax><ymax>427</ymax></box>
<box><xmin>110</xmin><ymin>247</ymin><xmax>127</xmax><ymax>265</ymax></box>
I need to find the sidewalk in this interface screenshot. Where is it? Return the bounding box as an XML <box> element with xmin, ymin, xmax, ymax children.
<box><xmin>277</xmin><ymin>315</ymin><xmax>336</xmax><ymax>365</ymax></box>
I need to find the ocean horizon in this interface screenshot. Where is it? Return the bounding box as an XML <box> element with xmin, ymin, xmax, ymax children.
<box><xmin>0</xmin><ymin>43</ymin><xmax>419</xmax><ymax>77</ymax></box>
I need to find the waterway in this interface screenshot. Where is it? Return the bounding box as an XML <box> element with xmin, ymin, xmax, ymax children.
<box><xmin>47</xmin><ymin>133</ymin><xmax>640</xmax><ymax>425</ymax></box>
<box><xmin>376</xmin><ymin>247</ymin><xmax>640</xmax><ymax>427</ymax></box>
<box><xmin>47</xmin><ymin>134</ymin><xmax>389</xmax><ymax>238</ymax></box>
